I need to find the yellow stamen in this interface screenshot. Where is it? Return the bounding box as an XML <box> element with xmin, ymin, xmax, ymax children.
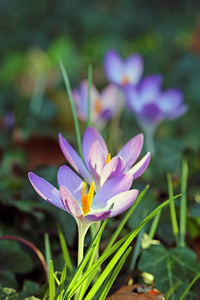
<box><xmin>81</xmin><ymin>182</ymin><xmax>94</xmax><ymax>216</ymax></box>
<box><xmin>122</xmin><ymin>75</ymin><xmax>129</xmax><ymax>86</ymax></box>
<box><xmin>94</xmin><ymin>99</ymin><xmax>102</xmax><ymax>114</ymax></box>
<box><xmin>106</xmin><ymin>153</ymin><xmax>111</xmax><ymax>164</ymax></box>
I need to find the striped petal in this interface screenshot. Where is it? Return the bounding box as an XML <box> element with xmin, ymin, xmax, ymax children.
<box><xmin>127</xmin><ymin>152</ymin><xmax>151</xmax><ymax>180</ymax></box>
<box><xmin>28</xmin><ymin>172</ymin><xmax>64</xmax><ymax>210</ymax></box>
<box><xmin>117</xmin><ymin>133</ymin><xmax>143</xmax><ymax>170</ymax></box>
<box><xmin>100</xmin><ymin>156</ymin><xmax>126</xmax><ymax>186</ymax></box>
<box><xmin>60</xmin><ymin>185</ymin><xmax>83</xmax><ymax>218</ymax></box>
<box><xmin>59</xmin><ymin>133</ymin><xmax>92</xmax><ymax>184</ymax></box>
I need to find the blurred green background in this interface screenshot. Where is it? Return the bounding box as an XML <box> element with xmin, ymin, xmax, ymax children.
<box><xmin>0</xmin><ymin>0</ymin><xmax>200</xmax><ymax>296</ymax></box>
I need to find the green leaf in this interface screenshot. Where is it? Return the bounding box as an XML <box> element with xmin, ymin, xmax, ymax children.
<box><xmin>138</xmin><ymin>244</ymin><xmax>200</xmax><ymax>299</ymax></box>
<box><xmin>49</xmin><ymin>260</ymin><xmax>55</xmax><ymax>300</ymax></box>
<box><xmin>57</xmin><ymin>224</ymin><xmax>73</xmax><ymax>274</ymax></box>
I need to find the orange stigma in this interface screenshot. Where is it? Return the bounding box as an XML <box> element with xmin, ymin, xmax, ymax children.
<box><xmin>81</xmin><ymin>182</ymin><xmax>94</xmax><ymax>216</ymax></box>
<box><xmin>122</xmin><ymin>75</ymin><xmax>129</xmax><ymax>86</ymax></box>
<box><xmin>94</xmin><ymin>99</ymin><xmax>102</xmax><ymax>114</ymax></box>
<box><xmin>106</xmin><ymin>153</ymin><xmax>111</xmax><ymax>164</ymax></box>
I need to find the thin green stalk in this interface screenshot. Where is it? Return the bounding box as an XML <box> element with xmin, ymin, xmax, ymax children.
<box><xmin>180</xmin><ymin>159</ymin><xmax>188</xmax><ymax>247</ymax></box>
<box><xmin>148</xmin><ymin>213</ymin><xmax>161</xmax><ymax>240</ymax></box>
<box><xmin>57</xmin><ymin>224</ymin><xmax>73</xmax><ymax>274</ymax></box>
<box><xmin>179</xmin><ymin>271</ymin><xmax>200</xmax><ymax>300</ymax></box>
<box><xmin>49</xmin><ymin>260</ymin><xmax>55</xmax><ymax>300</ymax></box>
<box><xmin>167</xmin><ymin>173</ymin><xmax>179</xmax><ymax>245</ymax></box>
<box><xmin>45</xmin><ymin>233</ymin><xmax>52</xmax><ymax>277</ymax></box>
<box><xmin>104</xmin><ymin>185</ymin><xmax>149</xmax><ymax>252</ymax></box>
<box><xmin>129</xmin><ymin>225</ymin><xmax>145</xmax><ymax>271</ymax></box>
<box><xmin>59</xmin><ymin>58</ymin><xmax>83</xmax><ymax>159</ymax></box>
<box><xmin>87</xmin><ymin>64</ymin><xmax>92</xmax><ymax>128</ymax></box>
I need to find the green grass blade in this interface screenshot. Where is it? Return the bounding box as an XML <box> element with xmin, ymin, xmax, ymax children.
<box><xmin>180</xmin><ymin>159</ymin><xmax>188</xmax><ymax>247</ymax></box>
<box><xmin>148</xmin><ymin>212</ymin><xmax>161</xmax><ymax>239</ymax></box>
<box><xmin>57</xmin><ymin>224</ymin><xmax>73</xmax><ymax>274</ymax></box>
<box><xmin>179</xmin><ymin>271</ymin><xmax>200</xmax><ymax>300</ymax></box>
<box><xmin>57</xmin><ymin>264</ymin><xmax>67</xmax><ymax>300</ymax></box>
<box><xmin>49</xmin><ymin>260</ymin><xmax>55</xmax><ymax>300</ymax></box>
<box><xmin>104</xmin><ymin>185</ymin><xmax>149</xmax><ymax>252</ymax></box>
<box><xmin>59</xmin><ymin>58</ymin><xmax>83</xmax><ymax>160</ymax></box>
<box><xmin>98</xmin><ymin>247</ymin><xmax>132</xmax><ymax>300</ymax></box>
<box><xmin>65</xmin><ymin>194</ymin><xmax>180</xmax><ymax>299</ymax></box>
<box><xmin>87</xmin><ymin>64</ymin><xmax>92</xmax><ymax>128</ymax></box>
<box><xmin>62</xmin><ymin>216</ymin><xmax>110</xmax><ymax>300</ymax></box>
<box><xmin>129</xmin><ymin>222</ymin><xmax>145</xmax><ymax>271</ymax></box>
<box><xmin>167</xmin><ymin>173</ymin><xmax>179</xmax><ymax>246</ymax></box>
<box><xmin>45</xmin><ymin>233</ymin><xmax>52</xmax><ymax>277</ymax></box>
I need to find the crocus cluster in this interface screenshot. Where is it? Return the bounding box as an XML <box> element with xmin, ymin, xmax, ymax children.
<box><xmin>29</xmin><ymin>127</ymin><xmax>150</xmax><ymax>227</ymax></box>
<box><xmin>103</xmin><ymin>50</ymin><xmax>188</xmax><ymax>153</ymax></box>
<box><xmin>72</xmin><ymin>80</ymin><xmax>122</xmax><ymax>130</ymax></box>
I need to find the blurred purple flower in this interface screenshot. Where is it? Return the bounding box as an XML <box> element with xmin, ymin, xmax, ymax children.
<box><xmin>125</xmin><ymin>75</ymin><xmax>188</xmax><ymax>153</ymax></box>
<box><xmin>104</xmin><ymin>50</ymin><xmax>144</xmax><ymax>87</ymax></box>
<box><xmin>125</xmin><ymin>75</ymin><xmax>188</xmax><ymax>123</ymax></box>
<box><xmin>72</xmin><ymin>80</ymin><xmax>122</xmax><ymax>129</ymax></box>
<box><xmin>29</xmin><ymin>166</ymin><xmax>138</xmax><ymax>224</ymax></box>
<box><xmin>59</xmin><ymin>127</ymin><xmax>150</xmax><ymax>191</ymax></box>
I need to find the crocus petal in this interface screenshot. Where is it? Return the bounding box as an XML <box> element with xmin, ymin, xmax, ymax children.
<box><xmin>108</xmin><ymin>190</ymin><xmax>139</xmax><ymax>217</ymax></box>
<box><xmin>86</xmin><ymin>210</ymin><xmax>111</xmax><ymax>222</ymax></box>
<box><xmin>60</xmin><ymin>185</ymin><xmax>83</xmax><ymax>218</ymax></box>
<box><xmin>28</xmin><ymin>172</ymin><xmax>64</xmax><ymax>210</ymax></box>
<box><xmin>117</xmin><ymin>133</ymin><xmax>144</xmax><ymax>170</ymax></box>
<box><xmin>158</xmin><ymin>89</ymin><xmax>184</xmax><ymax>114</ymax></box>
<box><xmin>139</xmin><ymin>102</ymin><xmax>162</xmax><ymax>123</ymax></box>
<box><xmin>124</xmin><ymin>54</ymin><xmax>143</xmax><ymax>85</ymax></box>
<box><xmin>82</xmin><ymin>127</ymin><xmax>108</xmax><ymax>169</ymax></box>
<box><xmin>88</xmin><ymin>140</ymin><xmax>106</xmax><ymax>188</ymax></box>
<box><xmin>166</xmin><ymin>104</ymin><xmax>189</xmax><ymax>120</ymax></box>
<box><xmin>104</xmin><ymin>50</ymin><xmax>124</xmax><ymax>84</ymax></box>
<box><xmin>57</xmin><ymin>165</ymin><xmax>84</xmax><ymax>202</ymax></box>
<box><xmin>125</xmin><ymin>85</ymin><xmax>142</xmax><ymax>113</ymax></box>
<box><xmin>139</xmin><ymin>75</ymin><xmax>163</xmax><ymax>103</ymax></box>
<box><xmin>127</xmin><ymin>152</ymin><xmax>151</xmax><ymax>180</ymax></box>
<box><xmin>59</xmin><ymin>133</ymin><xmax>92</xmax><ymax>184</ymax></box>
<box><xmin>92</xmin><ymin>174</ymin><xmax>133</xmax><ymax>208</ymax></box>
<box><xmin>100</xmin><ymin>85</ymin><xmax>122</xmax><ymax>118</ymax></box>
<box><xmin>100</xmin><ymin>156</ymin><xmax>126</xmax><ymax>186</ymax></box>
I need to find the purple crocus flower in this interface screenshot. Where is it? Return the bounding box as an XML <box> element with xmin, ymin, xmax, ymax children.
<box><xmin>59</xmin><ymin>127</ymin><xmax>151</xmax><ymax>191</ymax></box>
<box><xmin>72</xmin><ymin>80</ymin><xmax>122</xmax><ymax>129</ymax></box>
<box><xmin>125</xmin><ymin>75</ymin><xmax>188</xmax><ymax>153</ymax></box>
<box><xmin>28</xmin><ymin>166</ymin><xmax>138</xmax><ymax>224</ymax></box>
<box><xmin>104</xmin><ymin>50</ymin><xmax>144</xmax><ymax>87</ymax></box>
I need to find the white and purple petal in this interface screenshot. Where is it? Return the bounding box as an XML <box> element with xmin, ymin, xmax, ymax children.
<box><xmin>166</xmin><ymin>104</ymin><xmax>189</xmax><ymax>120</ymax></box>
<box><xmin>158</xmin><ymin>89</ymin><xmax>184</xmax><ymax>115</ymax></box>
<box><xmin>28</xmin><ymin>172</ymin><xmax>64</xmax><ymax>210</ymax></box>
<box><xmin>60</xmin><ymin>185</ymin><xmax>83</xmax><ymax>218</ymax></box>
<box><xmin>88</xmin><ymin>140</ymin><xmax>106</xmax><ymax>189</ymax></box>
<box><xmin>92</xmin><ymin>174</ymin><xmax>133</xmax><ymax>208</ymax></box>
<box><xmin>86</xmin><ymin>210</ymin><xmax>111</xmax><ymax>222</ymax></box>
<box><xmin>117</xmin><ymin>133</ymin><xmax>143</xmax><ymax>170</ymax></box>
<box><xmin>82</xmin><ymin>127</ymin><xmax>108</xmax><ymax>169</ymax></box>
<box><xmin>127</xmin><ymin>152</ymin><xmax>151</xmax><ymax>180</ymax></box>
<box><xmin>124</xmin><ymin>54</ymin><xmax>144</xmax><ymax>85</ymax></box>
<box><xmin>59</xmin><ymin>133</ymin><xmax>92</xmax><ymax>184</ymax></box>
<box><xmin>104</xmin><ymin>50</ymin><xmax>124</xmax><ymax>85</ymax></box>
<box><xmin>57</xmin><ymin>165</ymin><xmax>84</xmax><ymax>202</ymax></box>
<box><xmin>100</xmin><ymin>156</ymin><xmax>126</xmax><ymax>186</ymax></box>
<box><xmin>107</xmin><ymin>189</ymin><xmax>139</xmax><ymax>217</ymax></box>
